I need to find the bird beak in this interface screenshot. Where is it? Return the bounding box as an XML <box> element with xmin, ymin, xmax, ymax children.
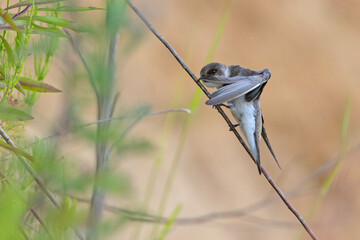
<box><xmin>198</xmin><ymin>75</ymin><xmax>206</xmax><ymax>81</ymax></box>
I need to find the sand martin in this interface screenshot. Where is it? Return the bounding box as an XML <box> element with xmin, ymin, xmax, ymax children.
<box><xmin>199</xmin><ymin>62</ymin><xmax>279</xmax><ymax>174</ymax></box>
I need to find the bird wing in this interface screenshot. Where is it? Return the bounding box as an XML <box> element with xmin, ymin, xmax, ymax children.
<box><xmin>205</xmin><ymin>73</ymin><xmax>269</xmax><ymax>105</ymax></box>
<box><xmin>245</xmin><ymin>82</ymin><xmax>267</xmax><ymax>101</ymax></box>
<box><xmin>261</xmin><ymin>115</ymin><xmax>281</xmax><ymax>168</ymax></box>
<box><xmin>202</xmin><ymin>77</ymin><xmax>243</xmax><ymax>85</ymax></box>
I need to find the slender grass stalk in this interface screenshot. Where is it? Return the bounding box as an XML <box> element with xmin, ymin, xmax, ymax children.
<box><xmin>130</xmin><ymin>106</ymin><xmax>177</xmax><ymax>240</ymax></box>
<box><xmin>295</xmin><ymin>93</ymin><xmax>353</xmax><ymax>240</ymax></box>
<box><xmin>157</xmin><ymin>204</ymin><xmax>182</xmax><ymax>240</ymax></box>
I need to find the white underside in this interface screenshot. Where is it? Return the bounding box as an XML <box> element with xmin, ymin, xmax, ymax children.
<box><xmin>229</xmin><ymin>96</ymin><xmax>259</xmax><ymax>160</ymax></box>
<box><xmin>202</xmin><ymin>81</ymin><xmax>224</xmax><ymax>88</ymax></box>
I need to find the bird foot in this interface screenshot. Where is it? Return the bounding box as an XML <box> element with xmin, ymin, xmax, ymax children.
<box><xmin>212</xmin><ymin>104</ymin><xmax>230</xmax><ymax>109</ymax></box>
<box><xmin>229</xmin><ymin>123</ymin><xmax>239</xmax><ymax>131</ymax></box>
<box><xmin>219</xmin><ymin>104</ymin><xmax>230</xmax><ymax>109</ymax></box>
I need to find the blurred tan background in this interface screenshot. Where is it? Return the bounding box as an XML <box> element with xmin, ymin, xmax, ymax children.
<box><xmin>29</xmin><ymin>0</ymin><xmax>360</xmax><ymax>239</ymax></box>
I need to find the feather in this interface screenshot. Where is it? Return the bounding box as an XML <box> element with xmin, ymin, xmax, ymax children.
<box><xmin>205</xmin><ymin>73</ymin><xmax>269</xmax><ymax>105</ymax></box>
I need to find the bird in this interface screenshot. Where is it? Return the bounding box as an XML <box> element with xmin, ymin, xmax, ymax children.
<box><xmin>198</xmin><ymin>62</ymin><xmax>279</xmax><ymax>174</ymax></box>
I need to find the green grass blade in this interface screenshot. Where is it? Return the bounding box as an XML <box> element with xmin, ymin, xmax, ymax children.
<box><xmin>156</xmin><ymin>204</ymin><xmax>182</xmax><ymax>240</ymax></box>
<box><xmin>15</xmin><ymin>16</ymin><xmax>93</xmax><ymax>33</ymax></box>
<box><xmin>0</xmin><ymin>141</ymin><xmax>34</xmax><ymax>161</ymax></box>
<box><xmin>19</xmin><ymin>77</ymin><xmax>62</xmax><ymax>92</ymax></box>
<box><xmin>38</xmin><ymin>6</ymin><xmax>104</xmax><ymax>12</ymax></box>
<box><xmin>0</xmin><ymin>35</ymin><xmax>16</xmax><ymax>65</ymax></box>
<box><xmin>30</xmin><ymin>25</ymin><xmax>69</xmax><ymax>38</ymax></box>
<box><xmin>0</xmin><ymin>107</ymin><xmax>33</xmax><ymax>121</ymax></box>
<box><xmin>296</xmin><ymin>93</ymin><xmax>353</xmax><ymax>239</ymax></box>
<box><xmin>205</xmin><ymin>0</ymin><xmax>232</xmax><ymax>63</ymax></box>
<box><xmin>341</xmin><ymin>95</ymin><xmax>352</xmax><ymax>144</ymax></box>
<box><xmin>5</xmin><ymin>0</ymin><xmax>65</xmax><ymax>10</ymax></box>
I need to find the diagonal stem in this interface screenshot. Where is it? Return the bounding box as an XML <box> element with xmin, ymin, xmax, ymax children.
<box><xmin>125</xmin><ymin>1</ymin><xmax>318</xmax><ymax>239</ymax></box>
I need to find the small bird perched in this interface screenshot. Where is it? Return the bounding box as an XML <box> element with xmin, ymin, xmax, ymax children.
<box><xmin>198</xmin><ymin>62</ymin><xmax>279</xmax><ymax>174</ymax></box>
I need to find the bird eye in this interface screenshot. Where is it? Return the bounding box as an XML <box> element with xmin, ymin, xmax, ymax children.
<box><xmin>208</xmin><ymin>69</ymin><xmax>217</xmax><ymax>75</ymax></box>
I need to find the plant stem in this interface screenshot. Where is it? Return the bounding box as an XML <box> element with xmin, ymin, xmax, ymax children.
<box><xmin>86</xmin><ymin>31</ymin><xmax>120</xmax><ymax>240</ymax></box>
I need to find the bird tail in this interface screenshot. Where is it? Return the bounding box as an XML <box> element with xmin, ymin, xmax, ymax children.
<box><xmin>261</xmin><ymin>126</ymin><xmax>281</xmax><ymax>169</ymax></box>
<box><xmin>253</xmin><ymin>146</ymin><xmax>261</xmax><ymax>175</ymax></box>
<box><xmin>251</xmin><ymin>135</ymin><xmax>262</xmax><ymax>175</ymax></box>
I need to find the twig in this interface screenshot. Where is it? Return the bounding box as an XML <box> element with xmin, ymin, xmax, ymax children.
<box><xmin>0</xmin><ymin>126</ymin><xmax>15</xmax><ymax>146</ymax></box>
<box><xmin>42</xmin><ymin>108</ymin><xmax>191</xmax><ymax>140</ymax></box>
<box><xmin>0</xmin><ymin>25</ymin><xmax>26</xmax><ymax>30</ymax></box>
<box><xmin>63</xmin><ymin>29</ymin><xmax>100</xmax><ymax>101</ymax></box>
<box><xmin>30</xmin><ymin>207</ymin><xmax>53</xmax><ymax>239</ymax></box>
<box><xmin>126</xmin><ymin>1</ymin><xmax>318</xmax><ymax>239</ymax></box>
<box><xmin>24</xmin><ymin>222</ymin><xmax>40</xmax><ymax>233</ymax></box>
<box><xmin>147</xmin><ymin>108</ymin><xmax>191</xmax><ymax>116</ymax></box>
<box><xmin>12</xmin><ymin>5</ymin><xmax>30</xmax><ymax>19</ymax></box>
<box><xmin>69</xmin><ymin>174</ymin><xmax>316</xmax><ymax>226</ymax></box>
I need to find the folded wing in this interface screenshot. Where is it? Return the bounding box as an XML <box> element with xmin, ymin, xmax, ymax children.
<box><xmin>205</xmin><ymin>71</ymin><xmax>270</xmax><ymax>105</ymax></box>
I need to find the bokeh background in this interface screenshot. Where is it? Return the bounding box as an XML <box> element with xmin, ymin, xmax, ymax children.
<box><xmin>27</xmin><ymin>0</ymin><xmax>360</xmax><ymax>239</ymax></box>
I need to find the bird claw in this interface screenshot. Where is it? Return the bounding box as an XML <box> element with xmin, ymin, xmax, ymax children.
<box><xmin>219</xmin><ymin>104</ymin><xmax>230</xmax><ymax>109</ymax></box>
<box><xmin>229</xmin><ymin>124</ymin><xmax>239</xmax><ymax>131</ymax></box>
<box><xmin>212</xmin><ymin>104</ymin><xmax>230</xmax><ymax>109</ymax></box>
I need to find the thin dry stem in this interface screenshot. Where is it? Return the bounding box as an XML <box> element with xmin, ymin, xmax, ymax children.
<box><xmin>42</xmin><ymin>108</ymin><xmax>191</xmax><ymax>140</ymax></box>
<box><xmin>126</xmin><ymin>1</ymin><xmax>318</xmax><ymax>239</ymax></box>
<box><xmin>69</xmin><ymin>185</ymin><xmax>313</xmax><ymax>226</ymax></box>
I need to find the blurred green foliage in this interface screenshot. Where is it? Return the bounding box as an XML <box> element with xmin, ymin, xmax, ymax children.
<box><xmin>0</xmin><ymin>1</ymin><xmax>151</xmax><ymax>239</ymax></box>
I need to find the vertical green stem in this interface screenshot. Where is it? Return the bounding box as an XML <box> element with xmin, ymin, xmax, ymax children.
<box><xmin>86</xmin><ymin>32</ymin><xmax>119</xmax><ymax>240</ymax></box>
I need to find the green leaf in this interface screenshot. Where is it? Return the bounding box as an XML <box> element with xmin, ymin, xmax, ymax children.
<box><xmin>106</xmin><ymin>0</ymin><xmax>127</xmax><ymax>32</ymax></box>
<box><xmin>5</xmin><ymin>0</ymin><xmax>65</xmax><ymax>10</ymax></box>
<box><xmin>38</xmin><ymin>6</ymin><xmax>104</xmax><ymax>12</ymax></box>
<box><xmin>30</xmin><ymin>25</ymin><xmax>69</xmax><ymax>38</ymax></box>
<box><xmin>0</xmin><ymin>141</ymin><xmax>34</xmax><ymax>161</ymax></box>
<box><xmin>15</xmin><ymin>83</ymin><xmax>25</xmax><ymax>95</ymax></box>
<box><xmin>14</xmin><ymin>32</ymin><xmax>26</xmax><ymax>61</ymax></box>
<box><xmin>0</xmin><ymin>107</ymin><xmax>33</xmax><ymax>121</ymax></box>
<box><xmin>0</xmin><ymin>188</ymin><xmax>27</xmax><ymax>240</ymax></box>
<box><xmin>15</xmin><ymin>15</ymin><xmax>93</xmax><ymax>33</ymax></box>
<box><xmin>18</xmin><ymin>77</ymin><xmax>62</xmax><ymax>92</ymax></box>
<box><xmin>0</xmin><ymin>8</ymin><xmax>20</xmax><ymax>32</ymax></box>
<box><xmin>157</xmin><ymin>204</ymin><xmax>182</xmax><ymax>240</ymax></box>
<box><xmin>0</xmin><ymin>35</ymin><xmax>16</xmax><ymax>65</ymax></box>
<box><xmin>0</xmin><ymin>65</ymin><xmax>4</xmax><ymax>77</ymax></box>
